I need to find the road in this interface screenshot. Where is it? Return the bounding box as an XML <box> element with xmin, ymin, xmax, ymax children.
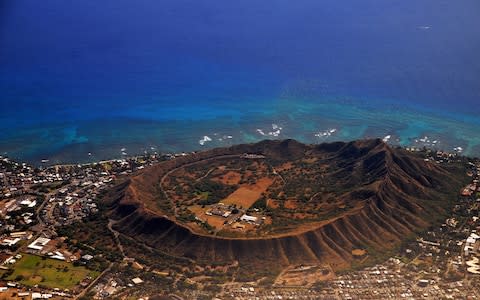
<box><xmin>107</xmin><ymin>219</ymin><xmax>126</xmax><ymax>259</ymax></box>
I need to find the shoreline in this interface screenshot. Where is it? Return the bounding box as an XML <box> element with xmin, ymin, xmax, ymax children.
<box><xmin>0</xmin><ymin>138</ymin><xmax>469</xmax><ymax>170</ymax></box>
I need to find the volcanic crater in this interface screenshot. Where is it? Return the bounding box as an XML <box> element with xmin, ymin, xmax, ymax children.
<box><xmin>105</xmin><ymin>139</ymin><xmax>465</xmax><ymax>269</ymax></box>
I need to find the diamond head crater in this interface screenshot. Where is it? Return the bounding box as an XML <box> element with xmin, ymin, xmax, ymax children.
<box><xmin>103</xmin><ymin>139</ymin><xmax>468</xmax><ymax>281</ymax></box>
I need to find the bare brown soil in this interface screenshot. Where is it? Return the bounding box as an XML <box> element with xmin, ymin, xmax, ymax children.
<box><xmin>216</xmin><ymin>170</ymin><xmax>242</xmax><ymax>185</ymax></box>
<box><xmin>276</xmin><ymin>162</ymin><xmax>293</xmax><ymax>172</ymax></box>
<box><xmin>221</xmin><ymin>177</ymin><xmax>273</xmax><ymax>208</ymax></box>
<box><xmin>284</xmin><ymin>199</ymin><xmax>298</xmax><ymax>209</ymax></box>
<box><xmin>352</xmin><ymin>249</ymin><xmax>367</xmax><ymax>256</ymax></box>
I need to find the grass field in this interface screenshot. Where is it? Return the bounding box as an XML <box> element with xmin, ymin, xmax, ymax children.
<box><xmin>6</xmin><ymin>254</ymin><xmax>99</xmax><ymax>289</ymax></box>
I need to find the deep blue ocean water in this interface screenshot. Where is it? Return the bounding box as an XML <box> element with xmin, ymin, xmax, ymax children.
<box><xmin>1</xmin><ymin>0</ymin><xmax>480</xmax><ymax>164</ymax></box>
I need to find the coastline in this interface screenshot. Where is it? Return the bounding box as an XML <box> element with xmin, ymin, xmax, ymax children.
<box><xmin>1</xmin><ymin>98</ymin><xmax>479</xmax><ymax>166</ymax></box>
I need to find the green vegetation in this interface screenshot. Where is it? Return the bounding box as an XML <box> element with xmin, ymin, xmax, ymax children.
<box><xmin>250</xmin><ymin>196</ymin><xmax>267</xmax><ymax>210</ymax></box>
<box><xmin>31</xmin><ymin>180</ymin><xmax>71</xmax><ymax>193</ymax></box>
<box><xmin>57</xmin><ymin>213</ymin><xmax>121</xmax><ymax>266</ymax></box>
<box><xmin>194</xmin><ymin>180</ymin><xmax>236</xmax><ymax>205</ymax></box>
<box><xmin>235</xmin><ymin>263</ymin><xmax>281</xmax><ymax>282</ymax></box>
<box><xmin>177</xmin><ymin>209</ymin><xmax>197</xmax><ymax>223</ymax></box>
<box><xmin>196</xmin><ymin>191</ymin><xmax>210</xmax><ymax>201</ymax></box>
<box><xmin>5</xmin><ymin>254</ymin><xmax>99</xmax><ymax>289</ymax></box>
<box><xmin>155</xmin><ymin>183</ymin><xmax>175</xmax><ymax>214</ymax></box>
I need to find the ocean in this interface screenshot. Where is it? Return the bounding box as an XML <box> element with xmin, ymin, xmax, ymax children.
<box><xmin>1</xmin><ymin>0</ymin><xmax>480</xmax><ymax>165</ymax></box>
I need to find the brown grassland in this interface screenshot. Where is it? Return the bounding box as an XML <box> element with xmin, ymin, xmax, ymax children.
<box><xmin>220</xmin><ymin>177</ymin><xmax>273</xmax><ymax>208</ymax></box>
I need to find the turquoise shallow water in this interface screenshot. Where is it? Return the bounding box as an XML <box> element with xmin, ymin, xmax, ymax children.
<box><xmin>1</xmin><ymin>98</ymin><xmax>479</xmax><ymax>165</ymax></box>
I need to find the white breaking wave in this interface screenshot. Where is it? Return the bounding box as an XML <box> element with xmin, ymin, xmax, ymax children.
<box><xmin>315</xmin><ymin>128</ymin><xmax>337</xmax><ymax>138</ymax></box>
<box><xmin>199</xmin><ymin>135</ymin><xmax>212</xmax><ymax>146</ymax></box>
<box><xmin>256</xmin><ymin>124</ymin><xmax>283</xmax><ymax>137</ymax></box>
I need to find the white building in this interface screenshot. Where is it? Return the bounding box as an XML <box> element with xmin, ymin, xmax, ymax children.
<box><xmin>1</xmin><ymin>238</ymin><xmax>20</xmax><ymax>247</ymax></box>
<box><xmin>27</xmin><ymin>237</ymin><xmax>51</xmax><ymax>251</ymax></box>
<box><xmin>240</xmin><ymin>214</ymin><xmax>258</xmax><ymax>223</ymax></box>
